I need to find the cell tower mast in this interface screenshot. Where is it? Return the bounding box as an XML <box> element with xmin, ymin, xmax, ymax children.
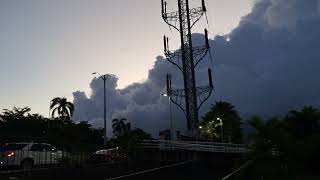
<box><xmin>162</xmin><ymin>0</ymin><xmax>213</xmax><ymax>137</ymax></box>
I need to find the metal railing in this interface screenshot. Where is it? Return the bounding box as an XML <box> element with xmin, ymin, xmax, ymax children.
<box><xmin>137</xmin><ymin>140</ymin><xmax>249</xmax><ymax>153</ymax></box>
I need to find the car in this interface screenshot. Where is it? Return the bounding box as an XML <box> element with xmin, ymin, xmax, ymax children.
<box><xmin>87</xmin><ymin>148</ymin><xmax>127</xmax><ymax>164</ymax></box>
<box><xmin>0</xmin><ymin>142</ymin><xmax>63</xmax><ymax>170</ymax></box>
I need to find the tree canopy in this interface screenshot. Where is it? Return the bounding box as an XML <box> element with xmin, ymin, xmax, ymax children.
<box><xmin>0</xmin><ymin>106</ymin><xmax>103</xmax><ymax>152</ymax></box>
<box><xmin>247</xmin><ymin>106</ymin><xmax>320</xmax><ymax>178</ymax></box>
<box><xmin>50</xmin><ymin>97</ymin><xmax>74</xmax><ymax>121</ymax></box>
<box><xmin>200</xmin><ymin>101</ymin><xmax>243</xmax><ymax>143</ymax></box>
<box><xmin>112</xmin><ymin>118</ymin><xmax>131</xmax><ymax>137</ymax></box>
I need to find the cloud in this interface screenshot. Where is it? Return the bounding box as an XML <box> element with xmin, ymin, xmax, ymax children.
<box><xmin>73</xmin><ymin>56</ymin><xmax>183</xmax><ymax>136</ymax></box>
<box><xmin>73</xmin><ymin>0</ymin><xmax>320</xmax><ymax>136</ymax></box>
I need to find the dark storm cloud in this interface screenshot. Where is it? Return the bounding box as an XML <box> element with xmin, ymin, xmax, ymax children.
<box><xmin>73</xmin><ymin>0</ymin><xmax>320</xmax><ymax>136</ymax></box>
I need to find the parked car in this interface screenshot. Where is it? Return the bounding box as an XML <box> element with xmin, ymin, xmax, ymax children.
<box><xmin>0</xmin><ymin>142</ymin><xmax>63</xmax><ymax>169</ymax></box>
<box><xmin>87</xmin><ymin>148</ymin><xmax>127</xmax><ymax>164</ymax></box>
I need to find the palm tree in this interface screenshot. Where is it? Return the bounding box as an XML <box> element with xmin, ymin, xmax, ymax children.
<box><xmin>201</xmin><ymin>101</ymin><xmax>243</xmax><ymax>143</ymax></box>
<box><xmin>248</xmin><ymin>116</ymin><xmax>273</xmax><ymax>151</ymax></box>
<box><xmin>50</xmin><ymin>97</ymin><xmax>74</xmax><ymax>121</ymax></box>
<box><xmin>285</xmin><ymin>106</ymin><xmax>320</xmax><ymax>139</ymax></box>
<box><xmin>112</xmin><ymin>118</ymin><xmax>131</xmax><ymax>136</ymax></box>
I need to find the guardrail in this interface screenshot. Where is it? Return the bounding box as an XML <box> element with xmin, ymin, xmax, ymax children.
<box><xmin>137</xmin><ymin>140</ymin><xmax>249</xmax><ymax>153</ymax></box>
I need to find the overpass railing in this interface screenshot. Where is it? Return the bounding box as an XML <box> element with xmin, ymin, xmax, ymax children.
<box><xmin>137</xmin><ymin>140</ymin><xmax>249</xmax><ymax>153</ymax></box>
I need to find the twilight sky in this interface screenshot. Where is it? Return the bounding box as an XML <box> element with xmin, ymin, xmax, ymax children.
<box><xmin>0</xmin><ymin>0</ymin><xmax>253</xmax><ymax>116</ymax></box>
<box><xmin>71</xmin><ymin>0</ymin><xmax>320</xmax><ymax>137</ymax></box>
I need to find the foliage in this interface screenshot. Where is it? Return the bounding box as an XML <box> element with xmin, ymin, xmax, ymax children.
<box><xmin>247</xmin><ymin>106</ymin><xmax>320</xmax><ymax>178</ymax></box>
<box><xmin>2</xmin><ymin>101</ymin><xmax>320</xmax><ymax>179</ymax></box>
<box><xmin>0</xmin><ymin>107</ymin><xmax>31</xmax><ymax>121</ymax></box>
<box><xmin>200</xmin><ymin>101</ymin><xmax>243</xmax><ymax>143</ymax></box>
<box><xmin>284</xmin><ymin>106</ymin><xmax>320</xmax><ymax>139</ymax></box>
<box><xmin>47</xmin><ymin>121</ymin><xmax>103</xmax><ymax>152</ymax></box>
<box><xmin>110</xmin><ymin>118</ymin><xmax>151</xmax><ymax>150</ymax></box>
<box><xmin>0</xmin><ymin>107</ymin><xmax>103</xmax><ymax>152</ymax></box>
<box><xmin>50</xmin><ymin>97</ymin><xmax>74</xmax><ymax>121</ymax></box>
<box><xmin>106</xmin><ymin>128</ymin><xmax>152</xmax><ymax>150</ymax></box>
<box><xmin>112</xmin><ymin>118</ymin><xmax>131</xmax><ymax>137</ymax></box>
<box><xmin>0</xmin><ymin>107</ymin><xmax>48</xmax><ymax>142</ymax></box>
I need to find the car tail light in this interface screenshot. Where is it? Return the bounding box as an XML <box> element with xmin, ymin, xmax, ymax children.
<box><xmin>7</xmin><ymin>152</ymin><xmax>15</xmax><ymax>157</ymax></box>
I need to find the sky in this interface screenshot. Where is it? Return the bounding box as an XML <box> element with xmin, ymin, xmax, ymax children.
<box><xmin>71</xmin><ymin>0</ymin><xmax>320</xmax><ymax>137</ymax></box>
<box><xmin>0</xmin><ymin>0</ymin><xmax>253</xmax><ymax>116</ymax></box>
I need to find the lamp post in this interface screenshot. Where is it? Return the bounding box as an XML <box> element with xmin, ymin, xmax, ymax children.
<box><xmin>161</xmin><ymin>93</ymin><xmax>173</xmax><ymax>141</ymax></box>
<box><xmin>92</xmin><ymin>72</ymin><xmax>115</xmax><ymax>145</ymax></box>
<box><xmin>47</xmin><ymin>100</ymin><xmax>52</xmax><ymax>140</ymax></box>
<box><xmin>217</xmin><ymin>117</ymin><xmax>224</xmax><ymax>143</ymax></box>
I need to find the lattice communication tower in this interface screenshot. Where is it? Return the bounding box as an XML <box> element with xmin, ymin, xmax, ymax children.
<box><xmin>161</xmin><ymin>0</ymin><xmax>214</xmax><ymax>137</ymax></box>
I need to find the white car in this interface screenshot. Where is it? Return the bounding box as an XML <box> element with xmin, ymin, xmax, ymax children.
<box><xmin>0</xmin><ymin>142</ymin><xmax>63</xmax><ymax>169</ymax></box>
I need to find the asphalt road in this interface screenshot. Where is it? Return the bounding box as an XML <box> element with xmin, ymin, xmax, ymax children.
<box><xmin>110</xmin><ymin>162</ymin><xmax>229</xmax><ymax>180</ymax></box>
<box><xmin>0</xmin><ymin>161</ymin><xmax>231</xmax><ymax>180</ymax></box>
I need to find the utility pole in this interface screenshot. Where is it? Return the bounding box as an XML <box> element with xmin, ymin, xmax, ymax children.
<box><xmin>103</xmin><ymin>75</ymin><xmax>107</xmax><ymax>145</ymax></box>
<box><xmin>92</xmin><ymin>72</ymin><xmax>115</xmax><ymax>145</ymax></box>
<box><xmin>162</xmin><ymin>0</ymin><xmax>213</xmax><ymax>138</ymax></box>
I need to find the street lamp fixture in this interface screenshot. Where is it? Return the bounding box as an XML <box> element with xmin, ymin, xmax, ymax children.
<box><xmin>161</xmin><ymin>93</ymin><xmax>168</xmax><ymax>97</ymax></box>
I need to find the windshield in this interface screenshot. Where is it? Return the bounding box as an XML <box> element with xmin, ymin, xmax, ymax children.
<box><xmin>1</xmin><ymin>143</ymin><xmax>28</xmax><ymax>151</ymax></box>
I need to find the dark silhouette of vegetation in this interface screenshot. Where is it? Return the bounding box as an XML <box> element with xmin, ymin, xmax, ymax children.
<box><xmin>109</xmin><ymin>118</ymin><xmax>152</xmax><ymax>150</ymax></box>
<box><xmin>0</xmin><ymin>107</ymin><xmax>48</xmax><ymax>143</ymax></box>
<box><xmin>0</xmin><ymin>106</ymin><xmax>103</xmax><ymax>152</ymax></box>
<box><xmin>198</xmin><ymin>102</ymin><xmax>320</xmax><ymax>179</ymax></box>
<box><xmin>0</xmin><ymin>106</ymin><xmax>151</xmax><ymax>153</ymax></box>
<box><xmin>1</xmin><ymin>102</ymin><xmax>320</xmax><ymax>179</ymax></box>
<box><xmin>107</xmin><ymin>128</ymin><xmax>153</xmax><ymax>150</ymax></box>
<box><xmin>112</xmin><ymin>118</ymin><xmax>131</xmax><ymax>137</ymax></box>
<box><xmin>246</xmin><ymin>106</ymin><xmax>320</xmax><ymax>179</ymax></box>
<box><xmin>200</xmin><ymin>101</ymin><xmax>243</xmax><ymax>143</ymax></box>
<box><xmin>50</xmin><ymin>97</ymin><xmax>74</xmax><ymax>121</ymax></box>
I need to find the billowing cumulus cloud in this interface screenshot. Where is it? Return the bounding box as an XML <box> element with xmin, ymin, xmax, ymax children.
<box><xmin>73</xmin><ymin>56</ymin><xmax>185</xmax><ymax>136</ymax></box>
<box><xmin>73</xmin><ymin>0</ymin><xmax>320</xmax><ymax>136</ymax></box>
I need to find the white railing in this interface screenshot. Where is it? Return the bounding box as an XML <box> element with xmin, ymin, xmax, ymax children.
<box><xmin>137</xmin><ymin>140</ymin><xmax>249</xmax><ymax>153</ymax></box>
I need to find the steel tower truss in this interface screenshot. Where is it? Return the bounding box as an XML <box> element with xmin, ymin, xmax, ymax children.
<box><xmin>162</xmin><ymin>0</ymin><xmax>213</xmax><ymax>136</ymax></box>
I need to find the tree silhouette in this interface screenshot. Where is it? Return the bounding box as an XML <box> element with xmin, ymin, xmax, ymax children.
<box><xmin>112</xmin><ymin>118</ymin><xmax>131</xmax><ymax>136</ymax></box>
<box><xmin>200</xmin><ymin>101</ymin><xmax>243</xmax><ymax>143</ymax></box>
<box><xmin>0</xmin><ymin>107</ymin><xmax>49</xmax><ymax>142</ymax></box>
<box><xmin>247</xmin><ymin>107</ymin><xmax>320</xmax><ymax>177</ymax></box>
<box><xmin>0</xmin><ymin>107</ymin><xmax>104</xmax><ymax>152</ymax></box>
<box><xmin>107</xmin><ymin>128</ymin><xmax>152</xmax><ymax>150</ymax></box>
<box><xmin>284</xmin><ymin>106</ymin><xmax>320</xmax><ymax>139</ymax></box>
<box><xmin>248</xmin><ymin>116</ymin><xmax>286</xmax><ymax>155</ymax></box>
<box><xmin>0</xmin><ymin>107</ymin><xmax>31</xmax><ymax>121</ymax></box>
<box><xmin>50</xmin><ymin>97</ymin><xmax>74</xmax><ymax>121</ymax></box>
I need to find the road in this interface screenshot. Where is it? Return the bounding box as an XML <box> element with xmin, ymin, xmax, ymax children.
<box><xmin>109</xmin><ymin>162</ymin><xmax>229</xmax><ymax>180</ymax></box>
<box><xmin>1</xmin><ymin>161</ymin><xmax>231</xmax><ymax>180</ymax></box>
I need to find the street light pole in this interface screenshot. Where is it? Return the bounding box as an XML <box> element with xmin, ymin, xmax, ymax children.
<box><xmin>217</xmin><ymin>117</ymin><xmax>224</xmax><ymax>143</ymax></box>
<box><xmin>102</xmin><ymin>75</ymin><xmax>107</xmax><ymax>145</ymax></box>
<box><xmin>93</xmin><ymin>72</ymin><xmax>115</xmax><ymax>146</ymax></box>
<box><xmin>169</xmin><ymin>96</ymin><xmax>173</xmax><ymax>141</ymax></box>
<box><xmin>47</xmin><ymin>100</ymin><xmax>52</xmax><ymax>141</ymax></box>
<box><xmin>161</xmin><ymin>93</ymin><xmax>173</xmax><ymax>141</ymax></box>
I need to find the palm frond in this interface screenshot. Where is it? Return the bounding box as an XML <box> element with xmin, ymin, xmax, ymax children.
<box><xmin>66</xmin><ymin>102</ymin><xmax>74</xmax><ymax>116</ymax></box>
<box><xmin>51</xmin><ymin>107</ymin><xmax>59</xmax><ymax>118</ymax></box>
<box><xmin>50</xmin><ymin>97</ymin><xmax>62</xmax><ymax>109</ymax></box>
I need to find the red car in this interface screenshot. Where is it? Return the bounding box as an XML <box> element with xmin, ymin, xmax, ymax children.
<box><xmin>88</xmin><ymin>148</ymin><xmax>127</xmax><ymax>163</ymax></box>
